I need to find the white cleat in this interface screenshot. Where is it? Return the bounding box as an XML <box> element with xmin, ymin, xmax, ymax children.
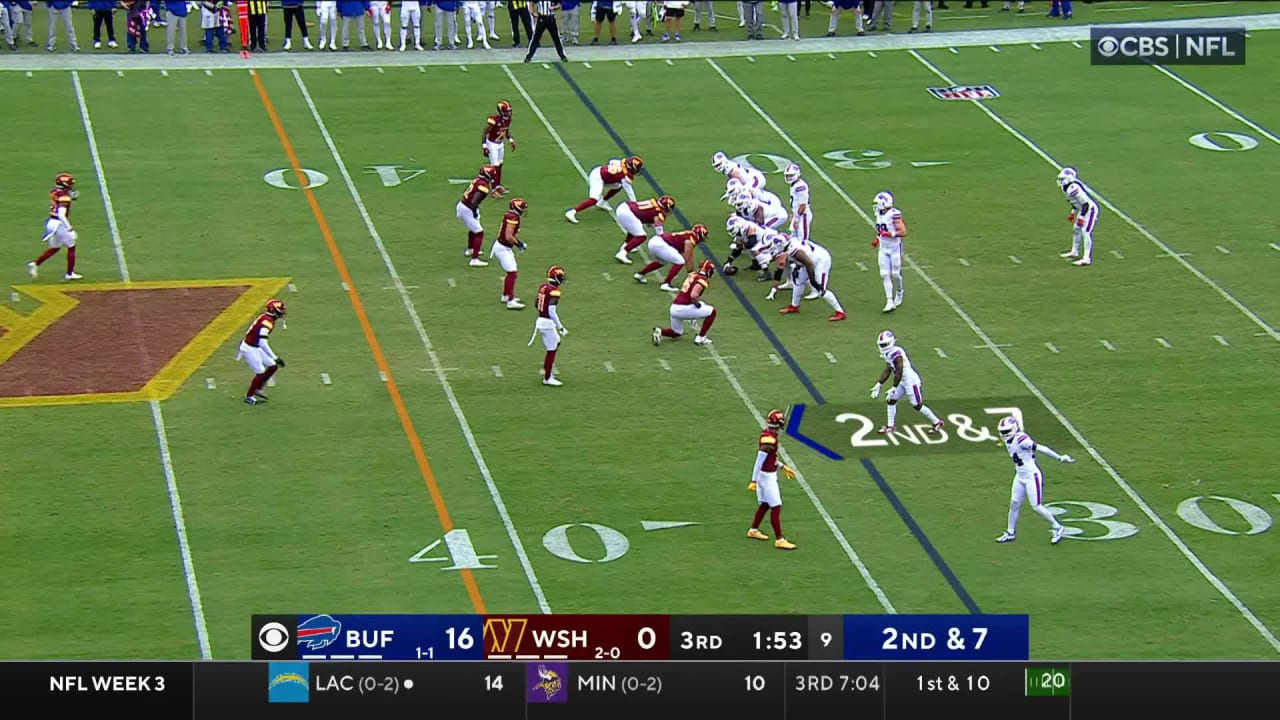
<box><xmin>633</xmin><ymin>272</ymin><xmax>648</xmax><ymax>284</ymax></box>
<box><xmin>415</xmin><ymin>43</ymin><xmax>424</xmax><ymax>51</ymax></box>
<box><xmin>481</xmin><ymin>38</ymin><xmax>491</xmax><ymax>49</ymax></box>
<box><xmin>489</xmin><ymin>31</ymin><xmax>500</xmax><ymax>40</ymax></box>
<box><xmin>564</xmin><ymin>208</ymin><xmax>579</xmax><ymax>224</ymax></box>
<box><xmin>64</xmin><ymin>272</ymin><xmax>83</xmax><ymax>280</ymax></box>
<box><xmin>893</xmin><ymin>295</ymin><xmax>903</xmax><ymax>308</ymax></box>
<box><xmin>694</xmin><ymin>335</ymin><xmax>712</xmax><ymax>346</ymax></box>
<box><xmin>597</xmin><ymin>200</ymin><xmax>612</xmax><ymax>212</ymax></box>
<box><xmin>882</xmin><ymin>300</ymin><xmax>896</xmax><ymax>313</ymax></box>
<box><xmin>877</xmin><ymin>425</ymin><xmax>895</xmax><ymax>435</ymax></box>
<box><xmin>318</xmin><ymin>38</ymin><xmax>327</xmax><ymax>50</ymax></box>
<box><xmin>399</xmin><ymin>43</ymin><xmax>406</xmax><ymax>51</ymax></box>
<box><xmin>468</xmin><ymin>257</ymin><xmax>489</xmax><ymax>267</ymax></box>
<box><xmin>1072</xmin><ymin>257</ymin><xmax>1092</xmax><ymax>266</ymax></box>
<box><xmin>804</xmin><ymin>290</ymin><xmax>822</xmax><ymax>300</ymax></box>
<box><xmin>765</xmin><ymin>288</ymin><xmax>777</xmax><ymax>300</ymax></box>
<box><xmin>466</xmin><ymin>38</ymin><xmax>474</xmax><ymax>48</ymax></box>
<box><xmin>652</xmin><ymin>327</ymin><xmax>662</xmax><ymax>346</ymax></box>
<box><xmin>614</xmin><ymin>249</ymin><xmax>633</xmax><ymax>264</ymax></box>
<box><xmin>542</xmin><ymin>376</ymin><xmax>563</xmax><ymax>387</ymax></box>
<box><xmin>506</xmin><ymin>299</ymin><xmax>526</xmax><ymax>310</ymax></box>
<box><xmin>1051</xmin><ymin>525</ymin><xmax>1066</xmax><ymax>544</ymax></box>
<box><xmin>659</xmin><ymin>283</ymin><xmax>678</xmax><ymax>292</ymax></box>
<box><xmin>284</xmin><ymin>38</ymin><xmax>292</xmax><ymax>50</ymax></box>
<box><xmin>376</xmin><ymin>39</ymin><xmax>384</xmax><ymax>50</ymax></box>
<box><xmin>1059</xmin><ymin>249</ymin><xmax>1079</xmax><ymax>258</ymax></box>
<box><xmin>631</xmin><ymin>31</ymin><xmax>642</xmax><ymax>43</ymax></box>
<box><xmin>777</xmin><ymin>280</ymin><xmax>794</xmax><ymax>290</ymax></box>
<box><xmin>26</xmin><ymin>262</ymin><xmax>38</xmax><ymax>278</ymax></box>
<box><xmin>996</xmin><ymin>531</ymin><xmax>1017</xmax><ymax>543</ymax></box>
<box><xmin>304</xmin><ymin>38</ymin><xmax>314</xmax><ymax>50</ymax></box>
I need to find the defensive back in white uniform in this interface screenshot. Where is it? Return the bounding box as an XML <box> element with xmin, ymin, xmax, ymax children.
<box><xmin>995</xmin><ymin>416</ymin><xmax>1074</xmax><ymax>545</ymax></box>
<box><xmin>873</xmin><ymin>191</ymin><xmax>906</xmax><ymax>313</ymax></box>
<box><xmin>870</xmin><ymin>330</ymin><xmax>943</xmax><ymax>433</ymax></box>
<box><xmin>1056</xmin><ymin>166</ymin><xmax>1098</xmax><ymax>266</ymax></box>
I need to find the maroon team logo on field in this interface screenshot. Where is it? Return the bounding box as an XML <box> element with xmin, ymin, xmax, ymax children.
<box><xmin>928</xmin><ymin>85</ymin><xmax>1002</xmax><ymax>101</ymax></box>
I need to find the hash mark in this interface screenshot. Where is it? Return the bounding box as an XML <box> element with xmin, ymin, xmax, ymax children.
<box><xmin>990</xmin><ymin>45</ymin><xmax>1001</xmax><ymax>52</ymax></box>
<box><xmin>867</xmin><ymin>51</ymin><xmax>877</xmax><ymax>58</ymax></box>
<box><xmin>418</xmin><ymin>66</ymin><xmax>426</xmax><ymax>72</ymax></box>
<box><xmin>583</xmin><ymin>62</ymin><xmax>592</xmax><ymax>68</ymax></box>
<box><xmin>491</xmin><ymin>365</ymin><xmax>503</xmax><ymax>378</ymax></box>
<box><xmin>601</xmin><ymin>272</ymin><xmax>613</xmax><ymax>281</ymax></box>
<box><xmin>1008</xmin><ymin>255</ymin><xmax>1022</xmax><ymax>265</ymax></box>
<box><xmin>267</xmin><ymin>377</ymin><xmax>277</xmax><ymax>387</ymax></box>
<box><xmin>1214</xmin><ymin>334</ymin><xmax>1230</xmax><ymax>347</ymax></box>
<box><xmin>855</xmin><ymin>261</ymin><xmax>868</xmax><ymax>272</ymax></box>
<box><xmin>768</xmin><ymin>353</ymin><xmax>782</xmax><ymax>366</ymax></box>
<box><xmin>204</xmin><ymin>69</ymin><xmax>213</xmax><ymax>77</ymax></box>
<box><xmin>827</xmin><ymin>53</ymin><xmax>837</xmax><ymax>59</ymax></box>
<box><xmin>958</xmin><ymin>258</ymin><xmax>971</xmax><ymax>267</ymax></box>
<box><xmin>746</xmin><ymin>57</ymin><xmax>755</xmax><ymax>63</ymax></box>
<box><xmin>376</xmin><ymin>67</ymin><xmax>385</xmax><ymax>74</ymax></box>
<box><xmin>658</xmin><ymin>359</ymin><xmax>672</xmax><ymax>371</ymax></box>
<box><xmin>1031</xmin><ymin>43</ymin><xmax>1042</xmax><ymax>50</ymax></box>
<box><xmin>541</xmin><ymin>63</ymin><xmax>550</xmax><ymax>69</ymax></box>
<box><xmin>341</xmin><ymin>281</ymin><xmax>350</xmax><ymax>291</ymax></box>
<box><xmin>625</xmin><ymin>60</ymin><xmax>634</xmax><ymax>66</ymax></box>
<box><xmin>161</xmin><ymin>70</ymin><xmax>169</xmax><ymax>77</ymax></box>
<box><xmin>824</xmin><ymin>352</ymin><xmax>838</xmax><ymax>363</ymax></box>
<box><xmin>1270</xmin><ymin>242</ymin><xmax>1280</xmax><ymax>252</ymax></box>
<box><xmin>25</xmin><ymin>71</ymin><xmax>33</xmax><ymax>77</ymax></box>
<box><xmin>334</xmin><ymin>68</ymin><xmax>342</xmax><ymax>75</ymax></box>
<box><xmin>1072</xmin><ymin>41</ymin><xmax>1083</xmax><ymax>48</ymax></box>
<box><xmin>603</xmin><ymin>361</ymin><xmax>615</xmax><ymax>373</ymax></box>
<box><xmin>463</xmin><ymin>65</ymin><xmax>471</xmax><ymax>72</ymax></box>
<box><xmin>116</xmin><ymin>70</ymin><xmax>124</xmax><ymax>77</ymax></box>
<box><xmin>787</xmin><ymin>55</ymin><xmax>797</xmax><ymax>61</ymax></box>
<box><xmin>10</xmin><ymin>292</ymin><xmax>19</xmax><ymax>303</ymax></box>
<box><xmin>378</xmin><ymin>371</ymin><xmax>388</xmax><ymax>382</ymax></box>
<box><xmin>1156</xmin><ymin>337</ymin><xmax>1172</xmax><ymax>348</ymax></box>
<box><xmin>447</xmin><ymin>278</ymin><xmax>456</xmax><ymax>288</ymax></box>
<box><xmin>1045</xmin><ymin>342</ymin><xmax>1060</xmax><ymax>354</ymax></box>
<box><xmin>287</xmin><ymin>283</ymin><xmax>298</xmax><ymax>293</ymax></box>
<box><xmin>1216</xmin><ymin>245</ymin><xmax>1231</xmax><ymax>254</ymax></box>
<box><xmin>205</xmin><ymin>378</ymin><xmax>216</xmax><ymax>390</ymax></box>
<box><xmin>1111</xmin><ymin>249</ymin><xmax>1125</xmax><ymax>259</ymax></box>
<box><xmin>949</xmin><ymin>47</ymin><xmax>959</xmax><ymax>54</ymax></box>
<box><xmin>320</xmin><ymin>373</ymin><xmax>332</xmax><ymax>385</ymax></box>
<box><xmin>934</xmin><ymin>347</ymin><xmax>948</xmax><ymax>358</ymax></box>
<box><xmin>1101</xmin><ymin>339</ymin><xmax>1117</xmax><ymax>351</ymax></box>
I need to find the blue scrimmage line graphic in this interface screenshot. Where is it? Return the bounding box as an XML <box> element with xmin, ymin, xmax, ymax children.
<box><xmin>555</xmin><ymin>64</ymin><xmax>981</xmax><ymax>615</ymax></box>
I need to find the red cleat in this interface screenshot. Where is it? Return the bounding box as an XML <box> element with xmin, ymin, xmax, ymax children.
<box><xmin>829</xmin><ymin>311</ymin><xmax>847</xmax><ymax>321</ymax></box>
<box><xmin>779</xmin><ymin>305</ymin><xmax>800</xmax><ymax>314</ymax></box>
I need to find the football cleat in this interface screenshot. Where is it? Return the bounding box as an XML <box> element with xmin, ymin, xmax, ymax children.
<box><xmin>694</xmin><ymin>335</ymin><xmax>712</xmax><ymax>346</ymax></box>
<box><xmin>633</xmin><ymin>272</ymin><xmax>648</xmax><ymax>284</ymax></box>
<box><xmin>244</xmin><ymin>396</ymin><xmax>264</xmax><ymax>405</ymax></box>
<box><xmin>996</xmin><ymin>531</ymin><xmax>1017</xmax><ymax>543</ymax></box>
<box><xmin>652</xmin><ymin>327</ymin><xmax>662</xmax><ymax>345</ymax></box>
<box><xmin>804</xmin><ymin>290</ymin><xmax>822</xmax><ymax>300</ymax></box>
<box><xmin>506</xmin><ymin>299</ymin><xmax>525</xmax><ymax>310</ymax></box>
<box><xmin>779</xmin><ymin>305</ymin><xmax>800</xmax><ymax>314</ymax></box>
<box><xmin>877</xmin><ymin>426</ymin><xmax>895</xmax><ymax>435</ymax></box>
<box><xmin>614</xmin><ymin>249</ymin><xmax>632</xmax><ymax>264</ymax></box>
<box><xmin>659</xmin><ymin>283</ymin><xmax>678</xmax><ymax>292</ymax></box>
<box><xmin>747</xmin><ymin>528</ymin><xmax>768</xmax><ymax>540</ymax></box>
<box><xmin>893</xmin><ymin>294</ymin><xmax>903</xmax><ymax>308</ymax></box>
<box><xmin>1052</xmin><ymin>526</ymin><xmax>1067</xmax><ymax>544</ymax></box>
<box><xmin>1059</xmin><ymin>249</ymin><xmax>1079</xmax><ymax>258</ymax></box>
<box><xmin>882</xmin><ymin>301</ymin><xmax>895</xmax><ymax>313</ymax></box>
<box><xmin>542</xmin><ymin>376</ymin><xmax>563</xmax><ymax>387</ymax></box>
<box><xmin>1073</xmin><ymin>258</ymin><xmax>1092</xmax><ymax>266</ymax></box>
<box><xmin>564</xmin><ymin>208</ymin><xmax>578</xmax><ymax>223</ymax></box>
<box><xmin>26</xmin><ymin>262</ymin><xmax>37</xmax><ymax>279</ymax></box>
<box><xmin>774</xmin><ymin>538</ymin><xmax>797</xmax><ymax>550</ymax></box>
<box><xmin>928</xmin><ymin>419</ymin><xmax>944</xmax><ymax>434</ymax></box>
<box><xmin>469</xmin><ymin>258</ymin><xmax>489</xmax><ymax>267</ymax></box>
<box><xmin>64</xmin><ymin>272</ymin><xmax>83</xmax><ymax>280</ymax></box>
<box><xmin>829</xmin><ymin>311</ymin><xmax>847</xmax><ymax>322</ymax></box>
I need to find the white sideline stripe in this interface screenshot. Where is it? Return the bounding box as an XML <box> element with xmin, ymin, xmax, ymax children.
<box><xmin>507</xmin><ymin>63</ymin><xmax>895</xmax><ymax>615</ymax></box>
<box><xmin>291</xmin><ymin>69</ymin><xmax>551</xmax><ymax>615</ymax></box>
<box><xmin>1154</xmin><ymin>64</ymin><xmax>1280</xmax><ymax>148</ymax></box>
<box><xmin>708</xmin><ymin>57</ymin><xmax>1280</xmax><ymax>653</ymax></box>
<box><xmin>909</xmin><ymin>50</ymin><xmax>1280</xmax><ymax>344</ymax></box>
<box><xmin>72</xmin><ymin>71</ymin><xmax>212</xmax><ymax>660</ymax></box>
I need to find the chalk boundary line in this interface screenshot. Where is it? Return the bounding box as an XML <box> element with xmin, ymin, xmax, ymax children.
<box><xmin>5</xmin><ymin>12</ymin><xmax>1279</xmax><ymax>71</ymax></box>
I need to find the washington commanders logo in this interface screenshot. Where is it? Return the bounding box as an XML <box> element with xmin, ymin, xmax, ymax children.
<box><xmin>483</xmin><ymin>617</ymin><xmax>529</xmax><ymax>655</ymax></box>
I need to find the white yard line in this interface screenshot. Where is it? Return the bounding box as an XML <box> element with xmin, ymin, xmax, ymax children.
<box><xmin>909</xmin><ymin>50</ymin><xmax>1280</xmax><ymax>344</ymax></box>
<box><xmin>1153</xmin><ymin>63</ymin><xmax>1280</xmax><ymax>147</ymax></box>
<box><xmin>708</xmin><ymin>58</ymin><xmax>1280</xmax><ymax>653</ymax></box>
<box><xmin>291</xmin><ymin>69</ymin><xmax>551</xmax><ymax>615</ymax></box>
<box><xmin>505</xmin><ymin>65</ymin><xmax>895</xmax><ymax>615</ymax></box>
<box><xmin>72</xmin><ymin>71</ymin><xmax>212</xmax><ymax>659</ymax></box>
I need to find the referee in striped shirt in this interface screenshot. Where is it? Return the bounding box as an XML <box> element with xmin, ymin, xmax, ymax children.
<box><xmin>523</xmin><ymin>1</ymin><xmax>568</xmax><ymax>63</ymax></box>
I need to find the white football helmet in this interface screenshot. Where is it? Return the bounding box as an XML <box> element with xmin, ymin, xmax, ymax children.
<box><xmin>712</xmin><ymin>151</ymin><xmax>732</xmax><ymax>174</ymax></box>
<box><xmin>874</xmin><ymin>191</ymin><xmax>895</xmax><ymax>212</ymax></box>
<box><xmin>722</xmin><ymin>177</ymin><xmax>745</xmax><ymax>201</ymax></box>
<box><xmin>769</xmin><ymin>231</ymin><xmax>792</xmax><ymax>254</ymax></box>
<box><xmin>726</xmin><ymin>214</ymin><xmax>749</xmax><ymax>237</ymax></box>
<box><xmin>998</xmin><ymin>416</ymin><xmax>1021</xmax><ymax>440</ymax></box>
<box><xmin>783</xmin><ymin>163</ymin><xmax>802</xmax><ymax>183</ymax></box>
<box><xmin>733</xmin><ymin>192</ymin><xmax>759</xmax><ymax>215</ymax></box>
<box><xmin>876</xmin><ymin>330</ymin><xmax>897</xmax><ymax>353</ymax></box>
<box><xmin>1057</xmin><ymin>166</ymin><xmax>1077</xmax><ymax>189</ymax></box>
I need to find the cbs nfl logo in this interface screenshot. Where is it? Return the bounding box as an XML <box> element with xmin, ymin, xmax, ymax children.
<box><xmin>1091</xmin><ymin>27</ymin><xmax>1245</xmax><ymax>66</ymax></box>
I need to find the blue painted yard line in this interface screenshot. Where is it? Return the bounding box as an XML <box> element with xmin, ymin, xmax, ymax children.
<box><xmin>560</xmin><ymin>63</ymin><xmax>980</xmax><ymax>614</ymax></box>
<box><xmin>861</xmin><ymin>459</ymin><xmax>982</xmax><ymax>614</ymax></box>
<box><xmin>555</xmin><ymin>64</ymin><xmax>826</xmax><ymax>405</ymax></box>
<box><xmin>786</xmin><ymin>405</ymin><xmax>845</xmax><ymax>460</ymax></box>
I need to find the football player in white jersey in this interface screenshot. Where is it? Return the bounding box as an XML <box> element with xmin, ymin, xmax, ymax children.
<box><xmin>784</xmin><ymin>164</ymin><xmax>812</xmax><ymax>244</ymax></box>
<box><xmin>869</xmin><ymin>330</ymin><xmax>943</xmax><ymax>434</ymax></box>
<box><xmin>733</xmin><ymin>191</ymin><xmax>788</xmax><ymax>231</ymax></box>
<box><xmin>370</xmin><ymin>1</ymin><xmax>393</xmax><ymax>49</ymax></box>
<box><xmin>995</xmin><ymin>416</ymin><xmax>1073</xmax><ymax>545</ymax></box>
<box><xmin>776</xmin><ymin>233</ymin><xmax>846</xmax><ymax>321</ymax></box>
<box><xmin>1057</xmin><ymin>166</ymin><xmax>1098</xmax><ymax>266</ymax></box>
<box><xmin>873</xmin><ymin>191</ymin><xmax>906</xmax><ymax>313</ymax></box>
<box><xmin>723</xmin><ymin>214</ymin><xmax>775</xmax><ymax>278</ymax></box>
<box><xmin>711</xmin><ymin>151</ymin><xmax>766</xmax><ymax>194</ymax></box>
<box><xmin>399</xmin><ymin>0</ymin><xmax>423</xmax><ymax>50</ymax></box>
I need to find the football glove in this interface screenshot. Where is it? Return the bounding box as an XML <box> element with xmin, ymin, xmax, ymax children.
<box><xmin>517</xmin><ymin>241</ymin><xmax>527</xmax><ymax>253</ymax></box>
<box><xmin>871</xmin><ymin>236</ymin><xmax>880</xmax><ymax>248</ymax></box>
<box><xmin>869</xmin><ymin>383</ymin><xmax>881</xmax><ymax>399</ymax></box>
<box><xmin>781</xmin><ymin>465</ymin><xmax>796</xmax><ymax>480</ymax></box>
<box><xmin>509</xmin><ymin>138</ymin><xmax>517</xmax><ymax>151</ymax></box>
<box><xmin>558</xmin><ymin>326</ymin><xmax>569</xmax><ymax>336</ymax></box>
<box><xmin>1060</xmin><ymin>455</ymin><xmax>1076</xmax><ymax>464</ymax></box>
<box><xmin>482</xmin><ymin>145</ymin><xmax>489</xmax><ymax>157</ymax></box>
<box><xmin>747</xmin><ymin>481</ymin><xmax>757</xmax><ymax>492</ymax></box>
<box><xmin>274</xmin><ymin>357</ymin><xmax>286</xmax><ymax>368</ymax></box>
<box><xmin>1068</xmin><ymin>213</ymin><xmax>1076</xmax><ymax>224</ymax></box>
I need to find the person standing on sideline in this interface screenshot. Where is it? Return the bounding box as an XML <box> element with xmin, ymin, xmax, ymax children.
<box><xmin>46</xmin><ymin>0</ymin><xmax>80</xmax><ymax>51</ymax></box>
<box><xmin>867</xmin><ymin>0</ymin><xmax>893</xmax><ymax>31</ymax></box>
<box><xmin>316</xmin><ymin>0</ymin><xmax>338</xmax><ymax>49</ymax></box>
<box><xmin>90</xmin><ymin>1</ymin><xmax>119</xmax><ymax>49</ymax></box>
<box><xmin>559</xmin><ymin>0</ymin><xmax>580</xmax><ymax>45</ymax></box>
<box><xmin>507</xmin><ymin>0</ymin><xmax>532</xmax><ymax>46</ymax></box>
<box><xmin>338</xmin><ymin>0</ymin><xmax>371</xmax><ymax>50</ymax></box>
<box><xmin>524</xmin><ymin>1</ymin><xmax>567</xmax><ymax>62</ymax></box>
<box><xmin>10</xmin><ymin>1</ymin><xmax>35</xmax><ymax>47</ymax></box>
<box><xmin>281</xmin><ymin>0</ymin><xmax>313</xmax><ymax>50</ymax></box>
<box><xmin>778</xmin><ymin>0</ymin><xmax>799</xmax><ymax>39</ymax></box>
<box><xmin>164</xmin><ymin>0</ymin><xmax>190</xmax><ymax>53</ymax></box>
<box><xmin>246</xmin><ymin>0</ymin><xmax>267</xmax><ymax>50</ymax></box>
<box><xmin>660</xmin><ymin>0</ymin><xmax>685</xmax><ymax>41</ymax></box>
<box><xmin>399</xmin><ymin>0</ymin><xmax>422</xmax><ymax>50</ymax></box>
<box><xmin>0</xmin><ymin>2</ymin><xmax>14</xmax><ymax>50</ymax></box>
<box><xmin>124</xmin><ymin>0</ymin><xmax>151</xmax><ymax>52</ymax></box>
<box><xmin>590</xmin><ymin>0</ymin><xmax>618</xmax><ymax>44</ymax></box>
<box><xmin>201</xmin><ymin>0</ymin><xmax>230</xmax><ymax>51</ymax></box>
<box><xmin>691</xmin><ymin>0</ymin><xmax>714</xmax><ymax>31</ymax></box>
<box><xmin>910</xmin><ymin>0</ymin><xmax>932</xmax><ymax>32</ymax></box>
<box><xmin>434</xmin><ymin>0</ymin><xmax>459</xmax><ymax>50</ymax></box>
<box><xmin>742</xmin><ymin>0</ymin><xmax>763</xmax><ymax>39</ymax></box>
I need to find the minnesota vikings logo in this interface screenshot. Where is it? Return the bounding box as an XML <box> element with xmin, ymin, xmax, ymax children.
<box><xmin>532</xmin><ymin>665</ymin><xmax>562</xmax><ymax>700</ymax></box>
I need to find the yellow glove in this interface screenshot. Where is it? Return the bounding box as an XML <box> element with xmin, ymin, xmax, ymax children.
<box><xmin>781</xmin><ymin>465</ymin><xmax>796</xmax><ymax>480</ymax></box>
<box><xmin>747</xmin><ymin>481</ymin><xmax>757</xmax><ymax>492</ymax></box>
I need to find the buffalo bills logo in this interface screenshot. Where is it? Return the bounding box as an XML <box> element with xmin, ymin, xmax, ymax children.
<box><xmin>296</xmin><ymin>615</ymin><xmax>342</xmax><ymax>651</ymax></box>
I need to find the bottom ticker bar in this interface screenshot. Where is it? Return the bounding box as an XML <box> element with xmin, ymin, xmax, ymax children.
<box><xmin>5</xmin><ymin>660</ymin><xmax>1280</xmax><ymax>718</ymax></box>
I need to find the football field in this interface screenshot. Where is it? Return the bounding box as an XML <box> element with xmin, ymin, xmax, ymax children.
<box><xmin>2</xmin><ymin>3</ymin><xmax>1280</xmax><ymax>661</ymax></box>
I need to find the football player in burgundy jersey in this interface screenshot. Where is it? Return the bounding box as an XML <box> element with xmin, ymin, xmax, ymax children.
<box><xmin>481</xmin><ymin>100</ymin><xmax>517</xmax><ymax>185</ymax></box>
<box><xmin>653</xmin><ymin>259</ymin><xmax>718</xmax><ymax>347</ymax></box>
<box><xmin>612</xmin><ymin>194</ymin><xmax>674</xmax><ymax>264</ymax></box>
<box><xmin>237</xmin><ymin>299</ymin><xmax>288</xmax><ymax>405</ymax></box>
<box><xmin>748</xmin><ymin>409</ymin><xmax>798</xmax><ymax>550</ymax></box>
<box><xmin>492</xmin><ymin>198</ymin><xmax>529</xmax><ymax>310</ymax></box>
<box><xmin>456</xmin><ymin>164</ymin><xmax>506</xmax><ymax>266</ymax></box>
<box><xmin>564</xmin><ymin>155</ymin><xmax>643</xmax><ymax>223</ymax></box>
<box><xmin>28</xmin><ymin>173</ymin><xmax>81</xmax><ymax>281</ymax></box>
<box><xmin>633</xmin><ymin>224</ymin><xmax>709</xmax><ymax>291</ymax></box>
<box><xmin>529</xmin><ymin>266</ymin><xmax>568</xmax><ymax>386</ymax></box>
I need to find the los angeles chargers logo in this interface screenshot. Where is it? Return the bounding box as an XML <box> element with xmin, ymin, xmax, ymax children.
<box><xmin>297</xmin><ymin>615</ymin><xmax>342</xmax><ymax>651</ymax></box>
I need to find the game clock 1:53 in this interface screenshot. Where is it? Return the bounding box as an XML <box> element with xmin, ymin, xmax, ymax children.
<box><xmin>754</xmin><ymin>631</ymin><xmax>803</xmax><ymax>651</ymax></box>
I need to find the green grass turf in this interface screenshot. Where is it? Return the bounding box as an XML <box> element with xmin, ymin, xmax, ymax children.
<box><xmin>1</xmin><ymin>8</ymin><xmax>1278</xmax><ymax>660</ymax></box>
